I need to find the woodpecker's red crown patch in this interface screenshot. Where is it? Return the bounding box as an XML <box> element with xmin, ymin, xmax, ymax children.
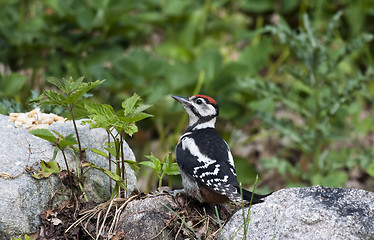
<box><xmin>194</xmin><ymin>95</ymin><xmax>217</xmax><ymax>105</ymax></box>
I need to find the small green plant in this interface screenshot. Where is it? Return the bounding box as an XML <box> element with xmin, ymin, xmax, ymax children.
<box><xmin>13</xmin><ymin>234</ymin><xmax>33</xmax><ymax>240</ymax></box>
<box><xmin>30</xmin><ymin>76</ymin><xmax>104</xmax><ymax>162</ymax></box>
<box><xmin>140</xmin><ymin>153</ymin><xmax>179</xmax><ymax>188</ymax></box>
<box><xmin>83</xmin><ymin>93</ymin><xmax>152</xmax><ymax>198</ymax></box>
<box><xmin>30</xmin><ymin>77</ymin><xmax>152</xmax><ymax>200</ymax></box>
<box><xmin>29</xmin><ymin>128</ymin><xmax>85</xmax><ymax>198</ymax></box>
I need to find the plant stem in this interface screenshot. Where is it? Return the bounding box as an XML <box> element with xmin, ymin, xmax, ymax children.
<box><xmin>159</xmin><ymin>173</ymin><xmax>164</xmax><ymax>189</ymax></box>
<box><xmin>120</xmin><ymin>132</ymin><xmax>127</xmax><ymax>198</ymax></box>
<box><xmin>115</xmin><ymin>137</ymin><xmax>121</xmax><ymax>198</ymax></box>
<box><xmin>311</xmin><ymin>49</ymin><xmax>321</xmax><ymax>175</ymax></box>
<box><xmin>60</xmin><ymin>149</ymin><xmax>74</xmax><ymax>191</ymax></box>
<box><xmin>107</xmin><ymin>130</ymin><xmax>112</xmax><ymax>194</ymax></box>
<box><xmin>68</xmin><ymin>106</ymin><xmax>83</xmax><ymax>162</ymax></box>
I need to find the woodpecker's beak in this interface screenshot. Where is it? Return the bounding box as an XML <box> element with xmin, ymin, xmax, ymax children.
<box><xmin>172</xmin><ymin>95</ymin><xmax>189</xmax><ymax>105</ymax></box>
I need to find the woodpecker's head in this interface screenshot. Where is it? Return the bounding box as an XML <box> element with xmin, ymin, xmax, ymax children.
<box><xmin>172</xmin><ymin>95</ymin><xmax>219</xmax><ymax>130</ymax></box>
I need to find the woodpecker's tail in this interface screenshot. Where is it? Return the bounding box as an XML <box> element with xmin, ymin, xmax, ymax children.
<box><xmin>236</xmin><ymin>187</ymin><xmax>272</xmax><ymax>204</ymax></box>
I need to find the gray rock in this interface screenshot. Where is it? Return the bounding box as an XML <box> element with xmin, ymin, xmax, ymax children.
<box><xmin>117</xmin><ymin>194</ymin><xmax>179</xmax><ymax>240</ymax></box>
<box><xmin>0</xmin><ymin>114</ymin><xmax>136</xmax><ymax>239</ymax></box>
<box><xmin>222</xmin><ymin>186</ymin><xmax>374</xmax><ymax>240</ymax></box>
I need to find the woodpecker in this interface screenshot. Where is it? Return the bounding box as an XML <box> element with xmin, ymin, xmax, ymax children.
<box><xmin>172</xmin><ymin>95</ymin><xmax>270</xmax><ymax>204</ymax></box>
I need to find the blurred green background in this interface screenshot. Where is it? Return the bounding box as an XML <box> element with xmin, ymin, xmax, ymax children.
<box><xmin>1</xmin><ymin>0</ymin><xmax>374</xmax><ymax>193</ymax></box>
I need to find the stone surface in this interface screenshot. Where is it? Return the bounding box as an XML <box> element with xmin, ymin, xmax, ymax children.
<box><xmin>117</xmin><ymin>194</ymin><xmax>179</xmax><ymax>240</ymax></box>
<box><xmin>0</xmin><ymin>114</ymin><xmax>136</xmax><ymax>239</ymax></box>
<box><xmin>222</xmin><ymin>186</ymin><xmax>374</xmax><ymax>240</ymax></box>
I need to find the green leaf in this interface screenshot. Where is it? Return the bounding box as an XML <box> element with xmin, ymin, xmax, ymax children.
<box><xmin>85</xmin><ymin>100</ymin><xmax>114</xmax><ymax>114</ymax></box>
<box><xmin>48</xmin><ymin>77</ymin><xmax>71</xmax><ymax>94</ymax></box>
<box><xmin>32</xmin><ymin>160</ymin><xmax>61</xmax><ymax>179</ymax></box>
<box><xmin>42</xmin><ymin>90</ymin><xmax>67</xmax><ymax>105</ymax></box>
<box><xmin>139</xmin><ymin>161</ymin><xmax>157</xmax><ymax>170</ymax></box>
<box><xmin>248</xmin><ymin>98</ymin><xmax>275</xmax><ymax>114</ymax></box>
<box><xmin>123</xmin><ymin>123</ymin><xmax>138</xmax><ymax>136</ymax></box>
<box><xmin>41</xmin><ymin>160</ymin><xmax>60</xmax><ymax>173</ymax></box>
<box><xmin>163</xmin><ymin>161</ymin><xmax>179</xmax><ymax>176</ymax></box>
<box><xmin>84</xmin><ymin>100</ymin><xmax>117</xmax><ymax>129</ymax></box>
<box><xmin>142</xmin><ymin>153</ymin><xmax>162</xmax><ymax>173</ymax></box>
<box><xmin>12</xmin><ymin>234</ymin><xmax>32</xmax><ymax>240</ymax></box>
<box><xmin>104</xmin><ymin>146</ymin><xmax>117</xmax><ymax>157</ymax></box>
<box><xmin>119</xmin><ymin>112</ymin><xmax>153</xmax><ymax>123</ymax></box>
<box><xmin>162</xmin><ymin>153</ymin><xmax>180</xmax><ymax>176</ymax></box>
<box><xmin>89</xmin><ymin>163</ymin><xmax>127</xmax><ymax>190</ymax></box>
<box><xmin>50</xmin><ymin>131</ymin><xmax>77</xmax><ymax>148</ymax></box>
<box><xmin>51</xmin><ymin>147</ymin><xmax>59</xmax><ymax>161</ymax></box>
<box><xmin>0</xmin><ymin>73</ymin><xmax>27</xmax><ymax>97</ymax></box>
<box><xmin>89</xmin><ymin>148</ymin><xmax>108</xmax><ymax>158</ymax></box>
<box><xmin>135</xmin><ymin>104</ymin><xmax>153</xmax><ymax>113</ymax></box>
<box><xmin>58</xmin><ymin>135</ymin><xmax>78</xmax><ymax>148</ymax></box>
<box><xmin>311</xmin><ymin>172</ymin><xmax>348</xmax><ymax>187</ymax></box>
<box><xmin>367</xmin><ymin>164</ymin><xmax>374</xmax><ymax>178</ymax></box>
<box><xmin>124</xmin><ymin>159</ymin><xmax>140</xmax><ymax>172</ymax></box>
<box><xmin>122</xmin><ymin>93</ymin><xmax>141</xmax><ymax>116</ymax></box>
<box><xmin>65</xmin><ymin>79</ymin><xmax>105</xmax><ymax>105</ymax></box>
<box><xmin>30</xmin><ymin>129</ymin><xmax>58</xmax><ymax>143</ymax></box>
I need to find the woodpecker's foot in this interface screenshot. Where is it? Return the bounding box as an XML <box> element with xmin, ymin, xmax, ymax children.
<box><xmin>169</xmin><ymin>189</ymin><xmax>185</xmax><ymax>198</ymax></box>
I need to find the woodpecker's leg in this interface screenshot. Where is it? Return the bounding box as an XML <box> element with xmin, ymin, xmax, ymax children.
<box><xmin>169</xmin><ymin>189</ymin><xmax>186</xmax><ymax>198</ymax></box>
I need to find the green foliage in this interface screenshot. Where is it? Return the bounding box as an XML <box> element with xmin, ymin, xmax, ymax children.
<box><xmin>140</xmin><ymin>153</ymin><xmax>179</xmax><ymax>188</ymax></box>
<box><xmin>238</xmin><ymin>12</ymin><xmax>374</xmax><ymax>186</ymax></box>
<box><xmin>29</xmin><ymin>77</ymin><xmax>151</xmax><ymax>200</ymax></box>
<box><xmin>1</xmin><ymin>1</ymin><xmax>374</xmax><ymax>191</ymax></box>
<box><xmin>30</xmin><ymin>77</ymin><xmax>105</xmax><ymax>114</ymax></box>
<box><xmin>13</xmin><ymin>234</ymin><xmax>33</xmax><ymax>240</ymax></box>
<box><xmin>0</xmin><ymin>73</ymin><xmax>27</xmax><ymax>98</ymax></box>
<box><xmin>87</xmin><ymin>162</ymin><xmax>128</xmax><ymax>191</ymax></box>
<box><xmin>30</xmin><ymin>129</ymin><xmax>59</xmax><ymax>144</ymax></box>
<box><xmin>84</xmin><ymin>93</ymin><xmax>152</xmax><ymax>136</ymax></box>
<box><xmin>84</xmin><ymin>93</ymin><xmax>152</xmax><ymax>198</ymax></box>
<box><xmin>367</xmin><ymin>164</ymin><xmax>374</xmax><ymax>178</ymax></box>
<box><xmin>32</xmin><ymin>160</ymin><xmax>60</xmax><ymax>179</ymax></box>
<box><xmin>30</xmin><ymin>129</ymin><xmax>77</xmax><ymax>189</ymax></box>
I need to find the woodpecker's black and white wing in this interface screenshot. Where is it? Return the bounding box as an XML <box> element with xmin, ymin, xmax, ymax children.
<box><xmin>176</xmin><ymin>128</ymin><xmax>243</xmax><ymax>201</ymax></box>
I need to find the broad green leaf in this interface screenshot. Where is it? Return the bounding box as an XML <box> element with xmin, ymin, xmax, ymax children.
<box><xmin>47</xmin><ymin>77</ymin><xmax>70</xmax><ymax>94</ymax></box>
<box><xmin>118</xmin><ymin>112</ymin><xmax>153</xmax><ymax>123</ymax></box>
<box><xmin>139</xmin><ymin>161</ymin><xmax>157</xmax><ymax>170</ymax></box>
<box><xmin>162</xmin><ymin>153</ymin><xmax>180</xmax><ymax>176</ymax></box>
<box><xmin>30</xmin><ymin>129</ymin><xmax>58</xmax><ymax>143</ymax></box>
<box><xmin>104</xmin><ymin>146</ymin><xmax>117</xmax><ymax>157</ymax></box>
<box><xmin>163</xmin><ymin>162</ymin><xmax>180</xmax><ymax>175</ymax></box>
<box><xmin>41</xmin><ymin>160</ymin><xmax>60</xmax><ymax>173</ymax></box>
<box><xmin>89</xmin><ymin>163</ymin><xmax>127</xmax><ymax>190</ymax></box>
<box><xmin>135</xmin><ymin>104</ymin><xmax>152</xmax><ymax>113</ymax></box>
<box><xmin>85</xmin><ymin>100</ymin><xmax>115</xmax><ymax>116</ymax></box>
<box><xmin>28</xmin><ymin>94</ymin><xmax>45</xmax><ymax>104</ymax></box>
<box><xmin>123</xmin><ymin>123</ymin><xmax>138</xmax><ymax>136</ymax></box>
<box><xmin>124</xmin><ymin>159</ymin><xmax>140</xmax><ymax>172</ymax></box>
<box><xmin>50</xmin><ymin>131</ymin><xmax>77</xmax><ymax>148</ymax></box>
<box><xmin>122</xmin><ymin>93</ymin><xmax>141</xmax><ymax>116</ymax></box>
<box><xmin>142</xmin><ymin>153</ymin><xmax>162</xmax><ymax>173</ymax></box>
<box><xmin>58</xmin><ymin>136</ymin><xmax>78</xmax><ymax>148</ymax></box>
<box><xmin>89</xmin><ymin>148</ymin><xmax>108</xmax><ymax>158</ymax></box>
<box><xmin>0</xmin><ymin>73</ymin><xmax>27</xmax><ymax>97</ymax></box>
<box><xmin>367</xmin><ymin>164</ymin><xmax>374</xmax><ymax>178</ymax></box>
<box><xmin>32</xmin><ymin>160</ymin><xmax>61</xmax><ymax>179</ymax></box>
<box><xmin>42</xmin><ymin>90</ymin><xmax>66</xmax><ymax>105</ymax></box>
<box><xmin>65</xmin><ymin>79</ymin><xmax>105</xmax><ymax>105</ymax></box>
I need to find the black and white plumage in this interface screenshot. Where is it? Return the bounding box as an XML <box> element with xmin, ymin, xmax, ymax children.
<box><xmin>172</xmin><ymin>95</ymin><xmax>270</xmax><ymax>204</ymax></box>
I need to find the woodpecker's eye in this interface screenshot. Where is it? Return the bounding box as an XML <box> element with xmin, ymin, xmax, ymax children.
<box><xmin>196</xmin><ymin>99</ymin><xmax>203</xmax><ymax>104</ymax></box>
